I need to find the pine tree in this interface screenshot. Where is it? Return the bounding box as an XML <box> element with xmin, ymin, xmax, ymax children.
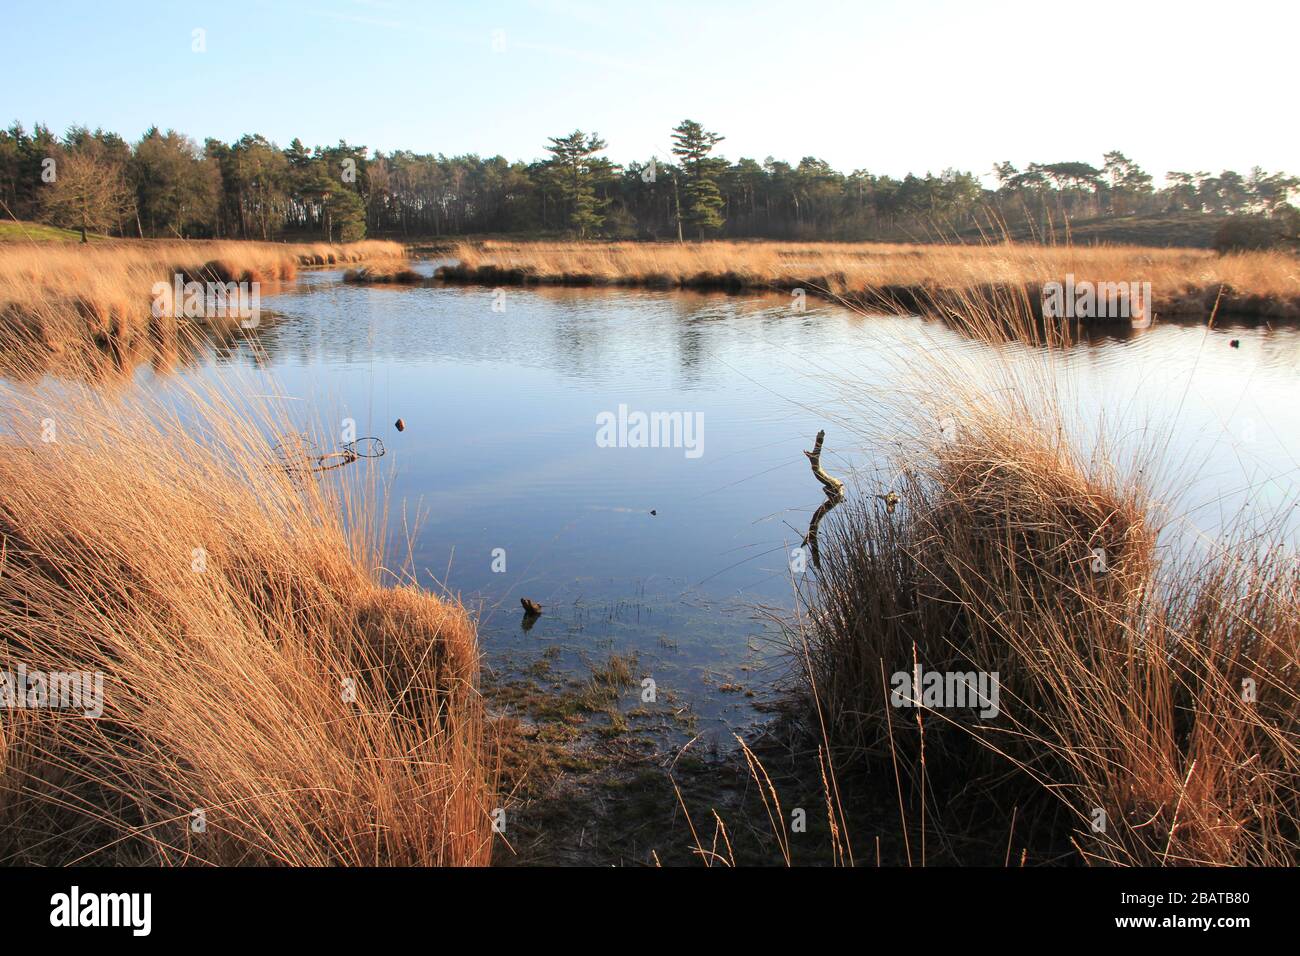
<box><xmin>328</xmin><ymin>187</ymin><xmax>367</xmax><ymax>241</ymax></box>
<box><xmin>671</xmin><ymin>120</ymin><xmax>726</xmax><ymax>238</ymax></box>
<box><xmin>544</xmin><ymin>130</ymin><xmax>608</xmax><ymax>238</ymax></box>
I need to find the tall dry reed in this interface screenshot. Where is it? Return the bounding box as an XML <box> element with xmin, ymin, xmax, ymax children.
<box><xmin>0</xmin><ymin>239</ymin><xmax>407</xmax><ymax>360</ymax></box>
<box><xmin>0</xmin><ymin>358</ymin><xmax>493</xmax><ymax>865</ymax></box>
<box><xmin>794</xmin><ymin>287</ymin><xmax>1299</xmax><ymax>866</ymax></box>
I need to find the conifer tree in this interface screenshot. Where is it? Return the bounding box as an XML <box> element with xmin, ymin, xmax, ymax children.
<box><xmin>544</xmin><ymin>130</ymin><xmax>608</xmax><ymax>238</ymax></box>
<box><xmin>671</xmin><ymin>119</ymin><xmax>726</xmax><ymax>237</ymax></box>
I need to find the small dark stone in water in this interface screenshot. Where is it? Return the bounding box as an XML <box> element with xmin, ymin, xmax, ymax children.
<box><xmin>395</xmin><ymin>418</ymin><xmax>406</xmax><ymax>431</ymax></box>
<box><xmin>1230</xmin><ymin>340</ymin><xmax>1240</xmax><ymax>349</ymax></box>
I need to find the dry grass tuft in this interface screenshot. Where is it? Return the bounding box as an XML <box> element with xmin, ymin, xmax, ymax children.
<box><xmin>343</xmin><ymin>262</ymin><xmax>424</xmax><ymax>285</ymax></box>
<box><xmin>666</xmin><ymin>280</ymin><xmax>1292</xmax><ymax>868</ymax></box>
<box><xmin>0</xmin><ymin>365</ymin><xmax>494</xmax><ymax>866</ymax></box>
<box><xmin>796</xmin><ymin>292</ymin><xmax>1299</xmax><ymax>866</ymax></box>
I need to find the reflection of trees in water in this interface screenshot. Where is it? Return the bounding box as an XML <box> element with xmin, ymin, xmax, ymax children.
<box><xmin>24</xmin><ymin>281</ymin><xmax>1296</xmax><ymax>389</ymax></box>
<box><xmin>534</xmin><ymin>285</ymin><xmax>852</xmax><ymax>390</ymax></box>
<box><xmin>931</xmin><ymin>308</ymin><xmax>1300</xmax><ymax>372</ymax></box>
<box><xmin>532</xmin><ymin>286</ymin><xmax>720</xmax><ymax>386</ymax></box>
<box><xmin>224</xmin><ymin>282</ymin><xmax>860</xmax><ymax>387</ymax></box>
<box><xmin>674</xmin><ymin>313</ymin><xmax>706</xmax><ymax>387</ymax></box>
<box><xmin>538</xmin><ymin>289</ymin><xmax>614</xmax><ymax>382</ymax></box>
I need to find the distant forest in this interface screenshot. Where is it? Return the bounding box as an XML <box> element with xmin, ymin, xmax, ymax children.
<box><xmin>2</xmin><ymin>118</ymin><xmax>1297</xmax><ymax>246</ymax></box>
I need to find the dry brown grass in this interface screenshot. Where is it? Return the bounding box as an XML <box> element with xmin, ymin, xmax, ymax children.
<box><xmin>0</xmin><ymin>362</ymin><xmax>494</xmax><ymax>866</ymax></box>
<box><xmin>343</xmin><ymin>261</ymin><xmax>424</xmax><ymax>284</ymax></box>
<box><xmin>794</xmin><ymin>290</ymin><xmax>1300</xmax><ymax>866</ymax></box>
<box><xmin>0</xmin><ymin>239</ymin><xmax>407</xmax><ymax>360</ymax></box>
<box><xmin>440</xmin><ymin>239</ymin><xmax>1300</xmax><ymax>319</ymax></box>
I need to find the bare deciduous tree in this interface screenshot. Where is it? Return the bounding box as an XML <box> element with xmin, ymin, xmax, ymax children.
<box><xmin>41</xmin><ymin>150</ymin><xmax>133</xmax><ymax>242</ymax></box>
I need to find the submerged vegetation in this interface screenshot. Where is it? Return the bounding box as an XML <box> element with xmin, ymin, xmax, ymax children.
<box><xmin>0</xmin><ymin>362</ymin><xmax>495</xmax><ymax>865</ymax></box>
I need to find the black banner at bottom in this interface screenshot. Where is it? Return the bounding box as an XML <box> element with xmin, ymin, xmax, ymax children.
<box><xmin>0</xmin><ymin>865</ymin><xmax>1278</xmax><ymax>941</ymax></box>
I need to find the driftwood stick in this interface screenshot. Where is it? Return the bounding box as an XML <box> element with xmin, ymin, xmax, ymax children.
<box><xmin>802</xmin><ymin>429</ymin><xmax>846</xmax><ymax>569</ymax></box>
<box><xmin>804</xmin><ymin>429</ymin><xmax>845</xmax><ymax>499</ymax></box>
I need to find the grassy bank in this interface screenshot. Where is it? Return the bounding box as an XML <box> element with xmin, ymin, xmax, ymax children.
<box><xmin>790</xmin><ymin>294</ymin><xmax>1299</xmax><ymax>866</ymax></box>
<box><xmin>0</xmin><ymin>239</ymin><xmax>408</xmax><ymax>362</ymax></box>
<box><xmin>0</xmin><ymin>366</ymin><xmax>494</xmax><ymax>865</ymax></box>
<box><xmin>436</xmin><ymin>239</ymin><xmax>1300</xmax><ymax>320</ymax></box>
<box><xmin>958</xmin><ymin>213</ymin><xmax>1240</xmax><ymax>249</ymax></box>
<box><xmin>0</xmin><ymin>221</ymin><xmax>109</xmax><ymax>243</ymax></box>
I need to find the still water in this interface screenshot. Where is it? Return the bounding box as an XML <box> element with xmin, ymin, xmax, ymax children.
<box><xmin>131</xmin><ymin>263</ymin><xmax>1300</xmax><ymax>735</ymax></box>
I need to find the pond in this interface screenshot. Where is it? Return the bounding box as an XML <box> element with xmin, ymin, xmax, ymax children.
<box><xmin>78</xmin><ymin>262</ymin><xmax>1300</xmax><ymax>737</ymax></box>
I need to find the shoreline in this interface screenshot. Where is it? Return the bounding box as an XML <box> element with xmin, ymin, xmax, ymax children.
<box><xmin>434</xmin><ymin>263</ymin><xmax>1300</xmax><ymax>322</ymax></box>
<box><xmin>431</xmin><ymin>238</ymin><xmax>1300</xmax><ymax>322</ymax></box>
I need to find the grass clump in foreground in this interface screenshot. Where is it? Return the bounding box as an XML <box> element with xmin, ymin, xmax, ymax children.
<box><xmin>0</xmin><ymin>365</ymin><xmax>494</xmax><ymax>865</ymax></box>
<box><xmin>437</xmin><ymin>239</ymin><xmax>1300</xmax><ymax>320</ymax></box>
<box><xmin>791</xmin><ymin>293</ymin><xmax>1299</xmax><ymax>866</ymax></box>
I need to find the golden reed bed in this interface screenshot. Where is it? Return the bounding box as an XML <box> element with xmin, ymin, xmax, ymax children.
<box><xmin>0</xmin><ymin>365</ymin><xmax>495</xmax><ymax>865</ymax></box>
<box><xmin>440</xmin><ymin>240</ymin><xmax>1300</xmax><ymax>319</ymax></box>
<box><xmin>0</xmin><ymin>239</ymin><xmax>406</xmax><ymax>355</ymax></box>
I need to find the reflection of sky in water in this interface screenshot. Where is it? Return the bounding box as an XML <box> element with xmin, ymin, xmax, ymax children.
<box><xmin>112</xmin><ymin>267</ymin><xmax>1300</xmax><ymax>736</ymax></box>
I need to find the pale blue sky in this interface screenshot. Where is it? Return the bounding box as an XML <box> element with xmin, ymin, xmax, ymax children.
<box><xmin>6</xmin><ymin>0</ymin><xmax>1294</xmax><ymax>183</ymax></box>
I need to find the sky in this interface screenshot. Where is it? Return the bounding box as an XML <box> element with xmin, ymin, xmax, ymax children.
<box><xmin>5</xmin><ymin>0</ymin><xmax>1295</xmax><ymax>185</ymax></box>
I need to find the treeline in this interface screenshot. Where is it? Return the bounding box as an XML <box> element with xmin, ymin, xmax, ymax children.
<box><xmin>1</xmin><ymin>119</ymin><xmax>1297</xmax><ymax>243</ymax></box>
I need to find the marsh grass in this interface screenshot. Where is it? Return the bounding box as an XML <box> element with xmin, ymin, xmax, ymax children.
<box><xmin>0</xmin><ymin>239</ymin><xmax>407</xmax><ymax>363</ymax></box>
<box><xmin>343</xmin><ymin>262</ymin><xmax>424</xmax><ymax>285</ymax></box>
<box><xmin>788</xmin><ymin>286</ymin><xmax>1300</xmax><ymax>866</ymax></box>
<box><xmin>0</xmin><ymin>357</ymin><xmax>494</xmax><ymax>866</ymax></box>
<box><xmin>439</xmin><ymin>239</ymin><xmax>1300</xmax><ymax>320</ymax></box>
